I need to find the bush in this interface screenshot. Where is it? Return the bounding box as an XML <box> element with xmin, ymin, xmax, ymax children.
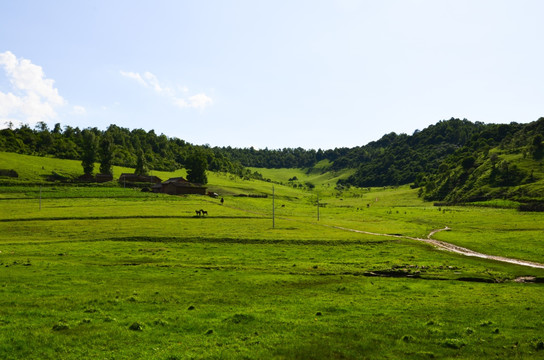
<box><xmin>0</xmin><ymin>169</ymin><xmax>18</xmax><ymax>178</ymax></box>
<box><xmin>52</xmin><ymin>321</ymin><xmax>70</xmax><ymax>331</ymax></box>
<box><xmin>519</xmin><ymin>202</ymin><xmax>544</xmax><ymax>212</ymax></box>
<box><xmin>128</xmin><ymin>322</ymin><xmax>144</xmax><ymax>331</ymax></box>
<box><xmin>442</xmin><ymin>338</ymin><xmax>465</xmax><ymax>349</ymax></box>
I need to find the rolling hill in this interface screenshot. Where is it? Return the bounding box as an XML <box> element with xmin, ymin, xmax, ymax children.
<box><xmin>1</xmin><ymin>117</ymin><xmax>543</xmax><ymax>205</ymax></box>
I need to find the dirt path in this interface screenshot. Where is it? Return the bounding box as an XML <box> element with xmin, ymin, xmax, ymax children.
<box><xmin>209</xmin><ymin>199</ymin><xmax>544</xmax><ymax>269</ymax></box>
<box><xmin>416</xmin><ymin>227</ymin><xmax>544</xmax><ymax>269</ymax></box>
<box><xmin>329</xmin><ymin>225</ymin><xmax>544</xmax><ymax>269</ymax></box>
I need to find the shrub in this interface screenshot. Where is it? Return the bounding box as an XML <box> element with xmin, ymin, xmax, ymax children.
<box><xmin>129</xmin><ymin>322</ymin><xmax>144</xmax><ymax>331</ymax></box>
<box><xmin>52</xmin><ymin>321</ymin><xmax>70</xmax><ymax>331</ymax></box>
<box><xmin>402</xmin><ymin>335</ymin><xmax>415</xmax><ymax>343</ymax></box>
<box><xmin>442</xmin><ymin>338</ymin><xmax>465</xmax><ymax>349</ymax></box>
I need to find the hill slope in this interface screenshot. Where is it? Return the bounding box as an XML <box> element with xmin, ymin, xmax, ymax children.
<box><xmin>421</xmin><ymin>118</ymin><xmax>544</xmax><ymax>206</ymax></box>
<box><xmin>1</xmin><ymin>118</ymin><xmax>543</xmax><ymax>203</ymax></box>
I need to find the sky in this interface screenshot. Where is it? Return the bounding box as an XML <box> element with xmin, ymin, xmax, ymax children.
<box><xmin>0</xmin><ymin>0</ymin><xmax>543</xmax><ymax>150</ymax></box>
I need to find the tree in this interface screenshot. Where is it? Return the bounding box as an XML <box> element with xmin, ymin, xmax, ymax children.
<box><xmin>186</xmin><ymin>151</ymin><xmax>208</xmax><ymax>184</ymax></box>
<box><xmin>99</xmin><ymin>135</ymin><xmax>114</xmax><ymax>175</ymax></box>
<box><xmin>461</xmin><ymin>156</ymin><xmax>476</xmax><ymax>171</ymax></box>
<box><xmin>35</xmin><ymin>121</ymin><xmax>49</xmax><ymax>132</ymax></box>
<box><xmin>134</xmin><ymin>149</ymin><xmax>149</xmax><ymax>176</ymax></box>
<box><xmin>532</xmin><ymin>134</ymin><xmax>543</xmax><ymax>160</ymax></box>
<box><xmin>52</xmin><ymin>123</ymin><xmax>62</xmax><ymax>134</ymax></box>
<box><xmin>81</xmin><ymin>130</ymin><xmax>97</xmax><ymax>175</ymax></box>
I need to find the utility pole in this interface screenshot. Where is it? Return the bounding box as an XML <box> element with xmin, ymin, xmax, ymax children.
<box><xmin>272</xmin><ymin>186</ymin><xmax>275</xmax><ymax>228</ymax></box>
<box><xmin>317</xmin><ymin>193</ymin><xmax>319</xmax><ymax>221</ymax></box>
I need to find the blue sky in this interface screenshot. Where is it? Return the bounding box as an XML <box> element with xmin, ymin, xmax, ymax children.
<box><xmin>1</xmin><ymin>0</ymin><xmax>543</xmax><ymax>149</ymax></box>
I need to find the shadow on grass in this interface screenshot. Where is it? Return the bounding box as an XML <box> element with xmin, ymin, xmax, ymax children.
<box><xmin>106</xmin><ymin>236</ymin><xmax>394</xmax><ymax>246</ymax></box>
<box><xmin>0</xmin><ymin>215</ymin><xmax>263</xmax><ymax>222</ymax></box>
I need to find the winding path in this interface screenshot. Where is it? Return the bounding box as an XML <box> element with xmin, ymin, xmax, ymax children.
<box><xmin>329</xmin><ymin>225</ymin><xmax>544</xmax><ymax>269</ymax></box>
<box><xmin>210</xmin><ymin>199</ymin><xmax>544</xmax><ymax>269</ymax></box>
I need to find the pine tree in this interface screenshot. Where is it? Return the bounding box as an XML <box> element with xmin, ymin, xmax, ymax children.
<box><xmin>135</xmin><ymin>149</ymin><xmax>149</xmax><ymax>176</ymax></box>
<box><xmin>99</xmin><ymin>135</ymin><xmax>114</xmax><ymax>175</ymax></box>
<box><xmin>186</xmin><ymin>151</ymin><xmax>208</xmax><ymax>184</ymax></box>
<box><xmin>81</xmin><ymin>130</ymin><xmax>97</xmax><ymax>175</ymax></box>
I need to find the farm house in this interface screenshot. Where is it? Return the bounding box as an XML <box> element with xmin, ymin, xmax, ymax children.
<box><xmin>153</xmin><ymin>177</ymin><xmax>207</xmax><ymax>195</ymax></box>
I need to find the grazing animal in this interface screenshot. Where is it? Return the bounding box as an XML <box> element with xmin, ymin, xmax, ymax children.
<box><xmin>195</xmin><ymin>209</ymin><xmax>208</xmax><ymax>217</ymax></box>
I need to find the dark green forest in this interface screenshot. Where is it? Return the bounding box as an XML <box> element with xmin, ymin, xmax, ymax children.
<box><xmin>0</xmin><ymin>122</ymin><xmax>259</xmax><ymax>181</ymax></box>
<box><xmin>1</xmin><ymin>117</ymin><xmax>543</xmax><ymax>203</ymax></box>
<box><xmin>420</xmin><ymin>118</ymin><xmax>544</xmax><ymax>204</ymax></box>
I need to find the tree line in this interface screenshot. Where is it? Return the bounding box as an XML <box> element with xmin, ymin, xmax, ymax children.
<box><xmin>0</xmin><ymin>122</ymin><xmax>261</xmax><ymax>184</ymax></box>
<box><xmin>1</xmin><ymin>118</ymin><xmax>542</xmax><ymax>196</ymax></box>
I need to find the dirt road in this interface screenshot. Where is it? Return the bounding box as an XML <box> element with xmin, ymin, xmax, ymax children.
<box><xmin>214</xmin><ymin>199</ymin><xmax>544</xmax><ymax>269</ymax></box>
<box><xmin>330</xmin><ymin>225</ymin><xmax>544</xmax><ymax>269</ymax></box>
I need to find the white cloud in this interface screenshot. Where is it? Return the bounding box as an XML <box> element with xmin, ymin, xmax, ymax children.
<box><xmin>120</xmin><ymin>70</ymin><xmax>212</xmax><ymax>109</ymax></box>
<box><xmin>174</xmin><ymin>98</ymin><xmax>189</xmax><ymax>108</ymax></box>
<box><xmin>120</xmin><ymin>71</ymin><xmax>146</xmax><ymax>87</ymax></box>
<box><xmin>187</xmin><ymin>93</ymin><xmax>213</xmax><ymax>109</ymax></box>
<box><xmin>143</xmin><ymin>72</ymin><xmax>164</xmax><ymax>93</ymax></box>
<box><xmin>72</xmin><ymin>105</ymin><xmax>87</xmax><ymax>115</ymax></box>
<box><xmin>0</xmin><ymin>51</ymin><xmax>66</xmax><ymax>126</ymax></box>
<box><xmin>174</xmin><ymin>94</ymin><xmax>213</xmax><ymax>109</ymax></box>
<box><xmin>121</xmin><ymin>70</ymin><xmax>168</xmax><ymax>94</ymax></box>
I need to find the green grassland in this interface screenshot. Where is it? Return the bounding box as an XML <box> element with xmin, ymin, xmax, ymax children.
<box><xmin>249</xmin><ymin>159</ymin><xmax>355</xmax><ymax>187</ymax></box>
<box><xmin>1</xmin><ymin>152</ymin><xmax>544</xmax><ymax>359</ymax></box>
<box><xmin>0</xmin><ymin>151</ymin><xmax>186</xmax><ymax>185</ymax></box>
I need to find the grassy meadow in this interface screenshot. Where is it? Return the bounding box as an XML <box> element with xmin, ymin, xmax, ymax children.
<box><xmin>1</xmin><ymin>152</ymin><xmax>544</xmax><ymax>359</ymax></box>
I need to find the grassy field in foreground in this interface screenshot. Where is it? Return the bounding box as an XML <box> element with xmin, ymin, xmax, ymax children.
<box><xmin>2</xmin><ymin>237</ymin><xmax>544</xmax><ymax>359</ymax></box>
<box><xmin>1</xmin><ymin>152</ymin><xmax>544</xmax><ymax>359</ymax></box>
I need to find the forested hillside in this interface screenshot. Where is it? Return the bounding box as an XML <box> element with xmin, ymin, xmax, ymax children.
<box><xmin>336</xmin><ymin>118</ymin><xmax>492</xmax><ymax>187</ymax></box>
<box><xmin>421</xmin><ymin>117</ymin><xmax>544</xmax><ymax>205</ymax></box>
<box><xmin>1</xmin><ymin>118</ymin><xmax>543</xmax><ymax>204</ymax></box>
<box><xmin>0</xmin><ymin>122</ymin><xmax>258</xmax><ymax>179</ymax></box>
<box><xmin>221</xmin><ymin>118</ymin><xmax>543</xmax><ymax>196</ymax></box>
